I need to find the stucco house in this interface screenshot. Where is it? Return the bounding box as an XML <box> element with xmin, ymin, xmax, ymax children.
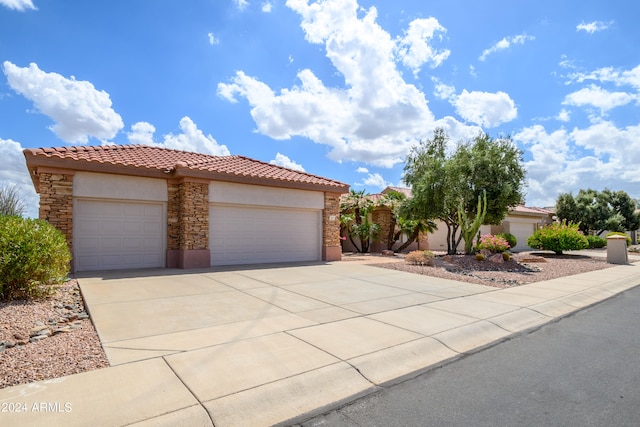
<box><xmin>24</xmin><ymin>144</ymin><xmax>349</xmax><ymax>272</ymax></box>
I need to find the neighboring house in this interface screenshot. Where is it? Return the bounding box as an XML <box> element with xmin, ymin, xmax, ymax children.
<box><xmin>24</xmin><ymin>145</ymin><xmax>349</xmax><ymax>272</ymax></box>
<box><xmin>344</xmin><ymin>187</ymin><xmax>553</xmax><ymax>253</ymax></box>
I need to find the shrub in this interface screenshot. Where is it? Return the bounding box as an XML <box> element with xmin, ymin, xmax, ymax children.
<box><xmin>475</xmin><ymin>253</ymin><xmax>485</xmax><ymax>261</ymax></box>
<box><xmin>527</xmin><ymin>221</ymin><xmax>588</xmax><ymax>255</ymax></box>
<box><xmin>476</xmin><ymin>234</ymin><xmax>510</xmax><ymax>253</ymax></box>
<box><xmin>0</xmin><ymin>217</ymin><xmax>71</xmax><ymax>301</ymax></box>
<box><xmin>605</xmin><ymin>232</ymin><xmax>631</xmax><ymax>247</ymax></box>
<box><xmin>502</xmin><ymin>252</ymin><xmax>511</xmax><ymax>262</ymax></box>
<box><xmin>405</xmin><ymin>250</ymin><xmax>434</xmax><ymax>266</ymax></box>
<box><xmin>497</xmin><ymin>233</ymin><xmax>517</xmax><ymax>250</ymax></box>
<box><xmin>586</xmin><ymin>235</ymin><xmax>607</xmax><ymax>249</ymax></box>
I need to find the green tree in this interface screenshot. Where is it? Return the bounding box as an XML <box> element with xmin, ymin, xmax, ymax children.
<box><xmin>375</xmin><ymin>190</ymin><xmax>406</xmax><ymax>250</ymax></box>
<box><xmin>555</xmin><ymin>189</ymin><xmax>639</xmax><ymax>235</ymax></box>
<box><xmin>0</xmin><ymin>185</ymin><xmax>25</xmax><ymax>217</ymax></box>
<box><xmin>403</xmin><ymin>128</ymin><xmax>526</xmax><ymax>254</ymax></box>
<box><xmin>340</xmin><ymin>190</ymin><xmax>379</xmax><ymax>253</ymax></box>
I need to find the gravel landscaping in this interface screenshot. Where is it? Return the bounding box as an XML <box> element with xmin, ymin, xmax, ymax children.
<box><xmin>0</xmin><ymin>280</ymin><xmax>109</xmax><ymax>390</ymax></box>
<box><xmin>0</xmin><ymin>250</ymin><xmax>626</xmax><ymax>390</ymax></box>
<box><xmin>374</xmin><ymin>251</ymin><xmax>614</xmax><ymax>288</ymax></box>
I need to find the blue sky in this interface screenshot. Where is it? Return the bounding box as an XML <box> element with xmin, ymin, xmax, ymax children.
<box><xmin>1</xmin><ymin>0</ymin><xmax>639</xmax><ymax>218</ymax></box>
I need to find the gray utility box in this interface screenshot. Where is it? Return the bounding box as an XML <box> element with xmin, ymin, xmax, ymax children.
<box><xmin>606</xmin><ymin>235</ymin><xmax>629</xmax><ymax>265</ymax></box>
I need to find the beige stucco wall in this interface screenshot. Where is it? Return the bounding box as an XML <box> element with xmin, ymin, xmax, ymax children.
<box><xmin>209</xmin><ymin>181</ymin><xmax>324</xmax><ymax>209</ymax></box>
<box><xmin>73</xmin><ymin>172</ymin><xmax>168</xmax><ymax>202</ymax></box>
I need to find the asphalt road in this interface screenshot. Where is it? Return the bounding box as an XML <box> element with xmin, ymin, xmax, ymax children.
<box><xmin>298</xmin><ymin>284</ymin><xmax>640</xmax><ymax>427</ymax></box>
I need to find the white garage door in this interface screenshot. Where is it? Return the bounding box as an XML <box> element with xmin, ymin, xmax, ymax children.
<box><xmin>509</xmin><ymin>222</ymin><xmax>535</xmax><ymax>252</ymax></box>
<box><xmin>74</xmin><ymin>199</ymin><xmax>165</xmax><ymax>271</ymax></box>
<box><xmin>210</xmin><ymin>204</ymin><xmax>321</xmax><ymax>265</ymax></box>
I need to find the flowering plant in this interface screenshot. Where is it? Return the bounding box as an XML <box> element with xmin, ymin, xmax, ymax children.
<box><xmin>475</xmin><ymin>234</ymin><xmax>510</xmax><ymax>253</ymax></box>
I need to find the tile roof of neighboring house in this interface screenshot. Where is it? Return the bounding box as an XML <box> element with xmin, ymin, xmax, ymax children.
<box><xmin>510</xmin><ymin>205</ymin><xmax>554</xmax><ymax>216</ymax></box>
<box><xmin>23</xmin><ymin>144</ymin><xmax>349</xmax><ymax>192</ymax></box>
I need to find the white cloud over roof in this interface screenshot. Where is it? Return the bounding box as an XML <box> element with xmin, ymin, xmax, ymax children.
<box><xmin>3</xmin><ymin>61</ymin><xmax>124</xmax><ymax>143</ymax></box>
<box><xmin>270</xmin><ymin>153</ymin><xmax>305</xmax><ymax>171</ymax></box>
<box><xmin>128</xmin><ymin>117</ymin><xmax>230</xmax><ymax>156</ymax></box>
<box><xmin>218</xmin><ymin>0</ymin><xmax>480</xmax><ymax>168</ymax></box>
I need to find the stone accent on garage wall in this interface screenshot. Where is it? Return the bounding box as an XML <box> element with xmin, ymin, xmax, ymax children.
<box><xmin>166</xmin><ymin>179</ymin><xmax>210</xmax><ymax>269</ymax></box>
<box><xmin>322</xmin><ymin>192</ymin><xmax>342</xmax><ymax>261</ymax></box>
<box><xmin>38</xmin><ymin>171</ymin><xmax>74</xmax><ymax>251</ymax></box>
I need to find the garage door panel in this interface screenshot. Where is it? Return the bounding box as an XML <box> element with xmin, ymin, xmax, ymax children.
<box><xmin>75</xmin><ymin>200</ymin><xmax>164</xmax><ymax>271</ymax></box>
<box><xmin>210</xmin><ymin>204</ymin><xmax>320</xmax><ymax>265</ymax></box>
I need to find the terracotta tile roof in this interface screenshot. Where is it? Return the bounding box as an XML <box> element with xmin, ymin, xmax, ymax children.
<box><xmin>510</xmin><ymin>205</ymin><xmax>554</xmax><ymax>216</ymax></box>
<box><xmin>24</xmin><ymin>144</ymin><xmax>349</xmax><ymax>191</ymax></box>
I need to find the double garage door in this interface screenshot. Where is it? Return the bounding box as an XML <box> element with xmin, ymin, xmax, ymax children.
<box><xmin>210</xmin><ymin>204</ymin><xmax>321</xmax><ymax>265</ymax></box>
<box><xmin>74</xmin><ymin>200</ymin><xmax>322</xmax><ymax>271</ymax></box>
<box><xmin>74</xmin><ymin>200</ymin><xmax>165</xmax><ymax>271</ymax></box>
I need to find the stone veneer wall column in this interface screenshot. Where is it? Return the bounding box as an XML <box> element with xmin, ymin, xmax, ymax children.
<box><xmin>322</xmin><ymin>192</ymin><xmax>342</xmax><ymax>261</ymax></box>
<box><xmin>166</xmin><ymin>179</ymin><xmax>210</xmax><ymax>269</ymax></box>
<box><xmin>371</xmin><ymin>207</ymin><xmax>392</xmax><ymax>252</ymax></box>
<box><xmin>37</xmin><ymin>171</ymin><xmax>74</xmax><ymax>269</ymax></box>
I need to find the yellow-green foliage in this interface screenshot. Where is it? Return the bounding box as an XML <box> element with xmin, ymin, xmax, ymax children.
<box><xmin>405</xmin><ymin>250</ymin><xmax>435</xmax><ymax>266</ymax></box>
<box><xmin>0</xmin><ymin>217</ymin><xmax>71</xmax><ymax>300</ymax></box>
<box><xmin>475</xmin><ymin>253</ymin><xmax>485</xmax><ymax>261</ymax></box>
<box><xmin>502</xmin><ymin>252</ymin><xmax>510</xmax><ymax>261</ymax></box>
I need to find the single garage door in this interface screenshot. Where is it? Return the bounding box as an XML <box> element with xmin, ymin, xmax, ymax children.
<box><xmin>74</xmin><ymin>199</ymin><xmax>165</xmax><ymax>271</ymax></box>
<box><xmin>210</xmin><ymin>204</ymin><xmax>321</xmax><ymax>265</ymax></box>
<box><xmin>509</xmin><ymin>222</ymin><xmax>535</xmax><ymax>252</ymax></box>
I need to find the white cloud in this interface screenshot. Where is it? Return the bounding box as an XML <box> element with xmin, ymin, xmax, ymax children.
<box><xmin>453</xmin><ymin>90</ymin><xmax>518</xmax><ymax>127</ymax></box>
<box><xmin>432</xmin><ymin>77</ymin><xmax>456</xmax><ymax>101</ymax></box>
<box><xmin>567</xmin><ymin>64</ymin><xmax>640</xmax><ymax>91</ymax></box>
<box><xmin>576</xmin><ymin>20</ymin><xmax>613</xmax><ymax>34</ymax></box>
<box><xmin>479</xmin><ymin>34</ymin><xmax>535</xmax><ymax>61</ymax></box>
<box><xmin>234</xmin><ymin>0</ymin><xmax>249</xmax><ymax>11</ymax></box>
<box><xmin>356</xmin><ymin>167</ymin><xmax>368</xmax><ymax>173</ymax></box>
<box><xmin>563</xmin><ymin>84</ymin><xmax>634</xmax><ymax>114</ymax></box>
<box><xmin>355</xmin><ymin>172</ymin><xmax>391</xmax><ymax>190</ymax></box>
<box><xmin>128</xmin><ymin>117</ymin><xmax>230</xmax><ymax>156</ymax></box>
<box><xmin>556</xmin><ymin>109</ymin><xmax>571</xmax><ymax>122</ymax></box>
<box><xmin>2</xmin><ymin>61</ymin><xmax>124</xmax><ymax>143</ymax></box>
<box><xmin>469</xmin><ymin>65</ymin><xmax>477</xmax><ymax>77</ymax></box>
<box><xmin>208</xmin><ymin>32</ymin><xmax>220</xmax><ymax>45</ymax></box>
<box><xmin>261</xmin><ymin>1</ymin><xmax>273</xmax><ymax>12</ymax></box>
<box><xmin>395</xmin><ymin>17</ymin><xmax>450</xmax><ymax>76</ymax></box>
<box><xmin>514</xmin><ymin>122</ymin><xmax>640</xmax><ymax>206</ymax></box>
<box><xmin>269</xmin><ymin>153</ymin><xmax>305</xmax><ymax>171</ymax></box>
<box><xmin>0</xmin><ymin>0</ymin><xmax>35</xmax><ymax>11</ymax></box>
<box><xmin>219</xmin><ymin>0</ymin><xmax>470</xmax><ymax>168</ymax></box>
<box><xmin>0</xmin><ymin>138</ymin><xmax>39</xmax><ymax>218</ymax></box>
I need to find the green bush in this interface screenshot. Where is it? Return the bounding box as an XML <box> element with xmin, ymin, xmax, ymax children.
<box><xmin>405</xmin><ymin>250</ymin><xmax>434</xmax><ymax>266</ymax></box>
<box><xmin>605</xmin><ymin>232</ymin><xmax>631</xmax><ymax>246</ymax></box>
<box><xmin>586</xmin><ymin>235</ymin><xmax>607</xmax><ymax>249</ymax></box>
<box><xmin>497</xmin><ymin>233</ymin><xmax>517</xmax><ymax>250</ymax></box>
<box><xmin>0</xmin><ymin>217</ymin><xmax>71</xmax><ymax>300</ymax></box>
<box><xmin>502</xmin><ymin>252</ymin><xmax>511</xmax><ymax>261</ymax></box>
<box><xmin>475</xmin><ymin>253</ymin><xmax>485</xmax><ymax>261</ymax></box>
<box><xmin>527</xmin><ymin>221</ymin><xmax>588</xmax><ymax>255</ymax></box>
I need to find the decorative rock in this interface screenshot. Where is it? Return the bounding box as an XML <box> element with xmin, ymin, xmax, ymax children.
<box><xmin>52</xmin><ymin>326</ymin><xmax>71</xmax><ymax>335</ymax></box>
<box><xmin>34</xmin><ymin>321</ymin><xmax>45</xmax><ymax>327</ymax></box>
<box><xmin>0</xmin><ymin>343</ymin><xmax>5</xmax><ymax>353</ymax></box>
<box><xmin>66</xmin><ymin>314</ymin><xmax>79</xmax><ymax>322</ymax></box>
<box><xmin>488</xmin><ymin>253</ymin><xmax>505</xmax><ymax>264</ymax></box>
<box><xmin>29</xmin><ymin>335</ymin><xmax>48</xmax><ymax>343</ymax></box>
<box><xmin>381</xmin><ymin>250</ymin><xmax>395</xmax><ymax>257</ymax></box>
<box><xmin>13</xmin><ymin>333</ymin><xmax>27</xmax><ymax>341</ymax></box>
<box><xmin>30</xmin><ymin>325</ymin><xmax>49</xmax><ymax>336</ymax></box>
<box><xmin>5</xmin><ymin>341</ymin><xmax>16</xmax><ymax>349</ymax></box>
<box><xmin>37</xmin><ymin>328</ymin><xmax>52</xmax><ymax>337</ymax></box>
<box><xmin>78</xmin><ymin>313</ymin><xmax>89</xmax><ymax>320</ymax></box>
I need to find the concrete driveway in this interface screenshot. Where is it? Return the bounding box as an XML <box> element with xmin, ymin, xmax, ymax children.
<box><xmin>78</xmin><ymin>261</ymin><xmax>496</xmax><ymax>366</ymax></box>
<box><xmin>3</xmin><ymin>260</ymin><xmax>638</xmax><ymax>427</ymax></box>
